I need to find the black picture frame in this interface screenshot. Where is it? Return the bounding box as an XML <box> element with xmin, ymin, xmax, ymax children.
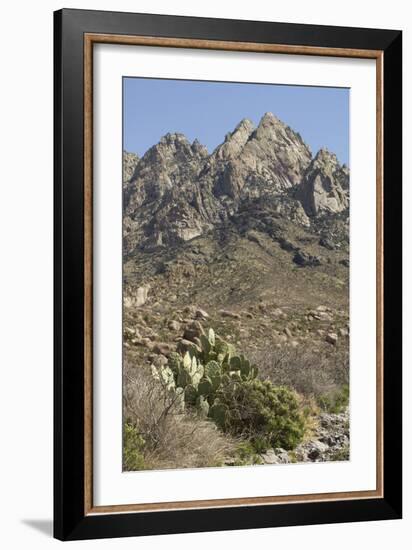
<box><xmin>54</xmin><ymin>8</ymin><xmax>402</xmax><ymax>541</ymax></box>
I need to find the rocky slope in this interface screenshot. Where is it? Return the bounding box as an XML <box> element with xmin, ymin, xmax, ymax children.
<box><xmin>122</xmin><ymin>112</ymin><xmax>349</xmax><ymax>368</ymax></box>
<box><xmin>259</xmin><ymin>408</ymin><xmax>350</xmax><ymax>465</ymax></box>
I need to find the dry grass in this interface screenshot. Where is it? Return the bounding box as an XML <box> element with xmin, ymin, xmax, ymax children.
<box><xmin>123</xmin><ymin>364</ymin><xmax>236</xmax><ymax>470</ymax></box>
<box><xmin>249</xmin><ymin>344</ymin><xmax>349</xmax><ymax>399</ymax></box>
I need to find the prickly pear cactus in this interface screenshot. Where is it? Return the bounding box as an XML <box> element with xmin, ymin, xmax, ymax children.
<box><xmin>229</xmin><ymin>355</ymin><xmax>241</xmax><ymax>370</ymax></box>
<box><xmin>196</xmin><ymin>395</ymin><xmax>210</xmax><ymax>418</ymax></box>
<box><xmin>221</xmin><ymin>373</ymin><xmax>230</xmax><ymax>386</ymax></box>
<box><xmin>177</xmin><ymin>368</ymin><xmax>190</xmax><ymax>389</ymax></box>
<box><xmin>151</xmin><ymin>364</ymin><xmax>176</xmax><ymax>391</ymax></box>
<box><xmin>168</xmin><ymin>352</ymin><xmax>182</xmax><ymax>376</ymax></box>
<box><xmin>198</xmin><ymin>377</ymin><xmax>213</xmax><ymax>397</ymax></box>
<box><xmin>183</xmin><ymin>340</ymin><xmax>201</xmax><ymax>356</ymax></box>
<box><xmin>160</xmin><ymin>366</ymin><xmax>176</xmax><ymax>391</ymax></box>
<box><xmin>191</xmin><ymin>369</ymin><xmax>203</xmax><ymax>389</ymax></box>
<box><xmin>214</xmin><ymin>337</ymin><xmax>231</xmax><ymax>363</ymax></box>
<box><xmin>184</xmin><ymin>384</ymin><xmax>198</xmax><ymax>405</ymax></box>
<box><xmin>200</xmin><ymin>334</ymin><xmax>211</xmax><ymax>356</ymax></box>
<box><xmin>154</xmin><ymin>326</ymin><xmax>260</xmax><ymax>427</ymax></box>
<box><xmin>230</xmin><ymin>371</ymin><xmax>241</xmax><ymax>382</ymax></box>
<box><xmin>189</xmin><ymin>356</ymin><xmax>204</xmax><ymax>388</ymax></box>
<box><xmin>208</xmin><ymin>328</ymin><xmax>215</xmax><ymax>347</ymax></box>
<box><xmin>183</xmin><ymin>351</ymin><xmax>192</xmax><ymax>371</ymax></box>
<box><xmin>209</xmin><ymin>402</ymin><xmax>228</xmax><ymax>428</ymax></box>
<box><xmin>205</xmin><ymin>360</ymin><xmax>220</xmax><ymax>379</ymax></box>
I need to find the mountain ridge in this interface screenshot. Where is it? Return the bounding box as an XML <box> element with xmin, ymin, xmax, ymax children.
<box><xmin>123</xmin><ymin>112</ymin><xmax>349</xmax><ymax>255</ymax></box>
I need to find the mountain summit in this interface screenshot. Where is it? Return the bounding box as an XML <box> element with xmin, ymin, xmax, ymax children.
<box><xmin>123</xmin><ymin>114</ymin><xmax>349</xmax><ymax>254</ymax></box>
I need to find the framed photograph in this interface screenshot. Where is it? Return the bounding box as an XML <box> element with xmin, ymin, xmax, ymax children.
<box><xmin>54</xmin><ymin>8</ymin><xmax>402</xmax><ymax>541</ymax></box>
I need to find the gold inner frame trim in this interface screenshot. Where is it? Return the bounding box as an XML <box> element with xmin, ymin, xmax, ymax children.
<box><xmin>84</xmin><ymin>33</ymin><xmax>384</xmax><ymax>515</ymax></box>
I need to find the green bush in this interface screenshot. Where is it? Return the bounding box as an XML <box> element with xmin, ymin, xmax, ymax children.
<box><xmin>218</xmin><ymin>379</ymin><xmax>306</xmax><ymax>451</ymax></box>
<box><xmin>329</xmin><ymin>444</ymin><xmax>350</xmax><ymax>461</ymax></box>
<box><xmin>123</xmin><ymin>422</ymin><xmax>146</xmax><ymax>471</ymax></box>
<box><xmin>232</xmin><ymin>441</ymin><xmax>263</xmax><ymax>466</ymax></box>
<box><xmin>318</xmin><ymin>384</ymin><xmax>349</xmax><ymax>413</ymax></box>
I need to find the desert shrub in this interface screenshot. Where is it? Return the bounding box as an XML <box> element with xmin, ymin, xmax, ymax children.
<box><xmin>318</xmin><ymin>384</ymin><xmax>349</xmax><ymax>413</ymax></box>
<box><xmin>328</xmin><ymin>444</ymin><xmax>350</xmax><ymax>461</ymax></box>
<box><xmin>123</xmin><ymin>364</ymin><xmax>236</xmax><ymax>470</ymax></box>
<box><xmin>249</xmin><ymin>345</ymin><xmax>349</xmax><ymax>399</ymax></box>
<box><xmin>153</xmin><ymin>328</ymin><xmax>309</xmax><ymax>453</ymax></box>
<box><xmin>123</xmin><ymin>423</ymin><xmax>146</xmax><ymax>471</ymax></box>
<box><xmin>232</xmin><ymin>441</ymin><xmax>263</xmax><ymax>466</ymax></box>
<box><xmin>217</xmin><ymin>379</ymin><xmax>307</xmax><ymax>451</ymax></box>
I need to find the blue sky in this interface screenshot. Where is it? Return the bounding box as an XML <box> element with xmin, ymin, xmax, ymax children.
<box><xmin>123</xmin><ymin>77</ymin><xmax>349</xmax><ymax>166</ymax></box>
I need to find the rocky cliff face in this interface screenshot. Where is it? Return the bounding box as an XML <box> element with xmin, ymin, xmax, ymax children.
<box><xmin>295</xmin><ymin>149</ymin><xmax>349</xmax><ymax>217</ymax></box>
<box><xmin>123</xmin><ymin>151</ymin><xmax>139</xmax><ymax>184</ymax></box>
<box><xmin>123</xmin><ymin>112</ymin><xmax>349</xmax><ymax>255</ymax></box>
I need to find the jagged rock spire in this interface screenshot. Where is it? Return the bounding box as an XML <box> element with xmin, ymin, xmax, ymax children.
<box><xmin>122</xmin><ymin>113</ymin><xmax>349</xmax><ymax>253</ymax></box>
<box><xmin>214</xmin><ymin>118</ymin><xmax>255</xmax><ymax>160</ymax></box>
<box><xmin>296</xmin><ymin>148</ymin><xmax>349</xmax><ymax>216</ymax></box>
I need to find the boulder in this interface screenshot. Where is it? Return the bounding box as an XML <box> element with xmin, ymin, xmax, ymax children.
<box><xmin>262</xmin><ymin>450</ymin><xmax>281</xmax><ymax>465</ymax></box>
<box><xmin>293</xmin><ymin>250</ymin><xmax>321</xmax><ymax>267</ymax></box>
<box><xmin>325</xmin><ymin>333</ymin><xmax>338</xmax><ymax>345</ymax></box>
<box><xmin>219</xmin><ymin>309</ymin><xmax>241</xmax><ymax>319</ymax></box>
<box><xmin>140</xmin><ymin>338</ymin><xmax>154</xmax><ymax>350</ymax></box>
<box><xmin>273</xmin><ymin>448</ymin><xmax>290</xmax><ymax>463</ymax></box>
<box><xmin>319</xmin><ymin>237</ymin><xmax>336</xmax><ymax>250</ymax></box>
<box><xmin>168</xmin><ymin>320</ymin><xmax>181</xmax><ymax>331</ymax></box>
<box><xmin>183</xmin><ymin>320</ymin><xmax>204</xmax><ymax>341</ymax></box>
<box><xmin>123</xmin><ymin>326</ymin><xmax>135</xmax><ymax>339</ymax></box>
<box><xmin>307</xmin><ymin>441</ymin><xmax>329</xmax><ymax>460</ymax></box>
<box><xmin>195</xmin><ymin>308</ymin><xmax>209</xmax><ymax>320</ymax></box>
<box><xmin>124</xmin><ymin>285</ymin><xmax>150</xmax><ymax>308</ymax></box>
<box><xmin>152</xmin><ymin>343</ymin><xmax>173</xmax><ymax>356</ymax></box>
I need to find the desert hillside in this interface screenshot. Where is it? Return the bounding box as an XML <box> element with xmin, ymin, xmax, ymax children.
<box><xmin>122</xmin><ymin>112</ymin><xmax>350</xmax><ymax>470</ymax></box>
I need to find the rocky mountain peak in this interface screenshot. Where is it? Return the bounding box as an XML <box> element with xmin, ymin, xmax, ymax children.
<box><xmin>259</xmin><ymin>111</ymin><xmax>282</xmax><ymax>126</ymax></box>
<box><xmin>157</xmin><ymin>132</ymin><xmax>194</xmax><ymax>156</ymax></box>
<box><xmin>123</xmin><ymin>113</ymin><xmax>349</xmax><ymax>253</ymax></box>
<box><xmin>233</xmin><ymin>117</ymin><xmax>255</xmax><ymax>135</ymax></box>
<box><xmin>296</xmin><ymin>148</ymin><xmax>349</xmax><ymax>217</ymax></box>
<box><xmin>254</xmin><ymin>112</ymin><xmax>310</xmax><ymax>152</ymax></box>
<box><xmin>161</xmin><ymin>132</ymin><xmax>189</xmax><ymax>144</ymax></box>
<box><xmin>224</xmin><ymin>112</ymin><xmax>313</xmax><ymax>194</ymax></box>
<box><xmin>191</xmin><ymin>138</ymin><xmax>208</xmax><ymax>157</ymax></box>
<box><xmin>137</xmin><ymin>132</ymin><xmax>204</xmax><ymax>178</ymax></box>
<box><xmin>214</xmin><ymin>118</ymin><xmax>255</xmax><ymax>161</ymax></box>
<box><xmin>312</xmin><ymin>148</ymin><xmax>339</xmax><ymax>170</ymax></box>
